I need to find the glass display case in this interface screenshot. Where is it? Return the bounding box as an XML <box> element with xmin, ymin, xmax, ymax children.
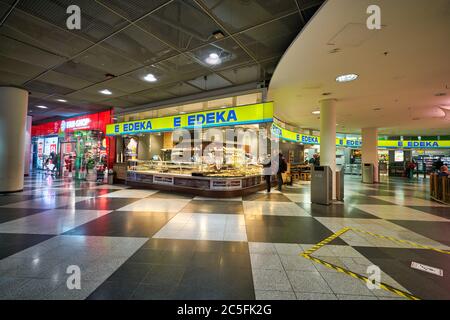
<box><xmin>127</xmin><ymin>159</ymin><xmax>263</xmax><ymax>177</ymax></box>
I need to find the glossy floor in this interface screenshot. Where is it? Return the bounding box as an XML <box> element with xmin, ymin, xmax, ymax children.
<box><xmin>0</xmin><ymin>174</ymin><xmax>448</xmax><ymax>300</ymax></box>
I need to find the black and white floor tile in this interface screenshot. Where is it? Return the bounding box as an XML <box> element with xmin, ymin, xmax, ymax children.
<box><xmin>0</xmin><ymin>173</ymin><xmax>448</xmax><ymax>300</ymax></box>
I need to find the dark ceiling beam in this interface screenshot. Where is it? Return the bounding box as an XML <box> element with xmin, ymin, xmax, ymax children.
<box><xmin>0</xmin><ymin>0</ymin><xmax>19</xmax><ymax>27</ymax></box>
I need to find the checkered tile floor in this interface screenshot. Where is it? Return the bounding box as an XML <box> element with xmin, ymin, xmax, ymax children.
<box><xmin>0</xmin><ymin>173</ymin><xmax>448</xmax><ymax>300</ymax></box>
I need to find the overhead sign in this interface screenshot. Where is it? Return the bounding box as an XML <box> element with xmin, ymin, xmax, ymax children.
<box><xmin>32</xmin><ymin>110</ymin><xmax>112</xmax><ymax>136</ymax></box>
<box><xmin>271</xmin><ymin>123</ymin><xmax>319</xmax><ymax>144</ymax></box>
<box><xmin>272</xmin><ymin>123</ymin><xmax>450</xmax><ymax>149</ymax></box>
<box><xmin>61</xmin><ymin>118</ymin><xmax>91</xmax><ymax>131</ymax></box>
<box><xmin>377</xmin><ymin>140</ymin><xmax>450</xmax><ymax>149</ymax></box>
<box><xmin>106</xmin><ymin>103</ymin><xmax>274</xmax><ymax>136</ymax></box>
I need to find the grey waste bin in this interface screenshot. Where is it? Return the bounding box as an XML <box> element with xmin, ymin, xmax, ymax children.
<box><xmin>362</xmin><ymin>163</ymin><xmax>374</xmax><ymax>184</ymax></box>
<box><xmin>311</xmin><ymin>166</ymin><xmax>332</xmax><ymax>205</ymax></box>
<box><xmin>336</xmin><ymin>168</ymin><xmax>345</xmax><ymax>201</ymax></box>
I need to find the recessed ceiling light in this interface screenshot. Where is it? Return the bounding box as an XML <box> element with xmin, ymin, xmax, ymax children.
<box><xmin>36</xmin><ymin>105</ymin><xmax>48</xmax><ymax>109</ymax></box>
<box><xmin>212</xmin><ymin>30</ymin><xmax>225</xmax><ymax>40</ymax></box>
<box><xmin>205</xmin><ymin>53</ymin><xmax>221</xmax><ymax>65</ymax></box>
<box><xmin>312</xmin><ymin>110</ymin><xmax>320</xmax><ymax>115</ymax></box>
<box><xmin>143</xmin><ymin>73</ymin><xmax>157</xmax><ymax>82</ymax></box>
<box><xmin>435</xmin><ymin>92</ymin><xmax>447</xmax><ymax>97</ymax></box>
<box><xmin>56</xmin><ymin>99</ymin><xmax>67</xmax><ymax>102</ymax></box>
<box><xmin>322</xmin><ymin>92</ymin><xmax>332</xmax><ymax>96</ymax></box>
<box><xmin>99</xmin><ymin>89</ymin><xmax>112</xmax><ymax>95</ymax></box>
<box><xmin>179</xmin><ymin>111</ymin><xmax>186</xmax><ymax>114</ymax></box>
<box><xmin>373</xmin><ymin>107</ymin><xmax>382</xmax><ymax>111</ymax></box>
<box><xmin>336</xmin><ymin>74</ymin><xmax>358</xmax><ymax>83</ymax></box>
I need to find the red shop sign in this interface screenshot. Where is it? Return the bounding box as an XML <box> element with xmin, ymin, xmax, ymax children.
<box><xmin>32</xmin><ymin>110</ymin><xmax>113</xmax><ymax>136</ymax></box>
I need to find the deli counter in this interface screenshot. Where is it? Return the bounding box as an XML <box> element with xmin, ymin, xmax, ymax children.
<box><xmin>126</xmin><ymin>160</ymin><xmax>269</xmax><ymax>197</ymax></box>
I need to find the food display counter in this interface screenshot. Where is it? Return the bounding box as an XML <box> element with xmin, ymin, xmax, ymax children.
<box><xmin>126</xmin><ymin>160</ymin><xmax>269</xmax><ymax>197</ymax></box>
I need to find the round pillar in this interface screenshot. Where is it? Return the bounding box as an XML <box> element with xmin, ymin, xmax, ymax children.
<box><xmin>361</xmin><ymin>127</ymin><xmax>379</xmax><ymax>183</ymax></box>
<box><xmin>320</xmin><ymin>99</ymin><xmax>337</xmax><ymax>199</ymax></box>
<box><xmin>0</xmin><ymin>87</ymin><xmax>29</xmax><ymax>193</ymax></box>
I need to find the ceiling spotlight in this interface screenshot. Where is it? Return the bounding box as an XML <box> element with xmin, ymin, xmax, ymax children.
<box><xmin>179</xmin><ymin>111</ymin><xmax>186</xmax><ymax>114</ymax></box>
<box><xmin>36</xmin><ymin>105</ymin><xmax>48</xmax><ymax>109</ymax></box>
<box><xmin>212</xmin><ymin>30</ymin><xmax>225</xmax><ymax>40</ymax></box>
<box><xmin>336</xmin><ymin>74</ymin><xmax>358</xmax><ymax>83</ymax></box>
<box><xmin>312</xmin><ymin>110</ymin><xmax>320</xmax><ymax>115</ymax></box>
<box><xmin>99</xmin><ymin>89</ymin><xmax>112</xmax><ymax>95</ymax></box>
<box><xmin>56</xmin><ymin>99</ymin><xmax>67</xmax><ymax>103</ymax></box>
<box><xmin>205</xmin><ymin>53</ymin><xmax>221</xmax><ymax>65</ymax></box>
<box><xmin>143</xmin><ymin>73</ymin><xmax>157</xmax><ymax>82</ymax></box>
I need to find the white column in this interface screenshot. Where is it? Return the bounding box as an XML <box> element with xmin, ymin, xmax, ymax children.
<box><xmin>0</xmin><ymin>87</ymin><xmax>29</xmax><ymax>192</ymax></box>
<box><xmin>320</xmin><ymin>99</ymin><xmax>337</xmax><ymax>199</ymax></box>
<box><xmin>361</xmin><ymin>127</ymin><xmax>379</xmax><ymax>183</ymax></box>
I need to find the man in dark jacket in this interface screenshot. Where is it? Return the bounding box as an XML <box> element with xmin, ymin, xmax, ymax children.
<box><xmin>277</xmin><ymin>152</ymin><xmax>287</xmax><ymax>191</ymax></box>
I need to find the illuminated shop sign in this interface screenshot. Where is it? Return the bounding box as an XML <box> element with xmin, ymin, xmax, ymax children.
<box><xmin>272</xmin><ymin>123</ymin><xmax>450</xmax><ymax>149</ymax></box>
<box><xmin>61</xmin><ymin>118</ymin><xmax>91</xmax><ymax>131</ymax></box>
<box><xmin>106</xmin><ymin>103</ymin><xmax>274</xmax><ymax>135</ymax></box>
<box><xmin>31</xmin><ymin>110</ymin><xmax>112</xmax><ymax>136</ymax></box>
<box><xmin>271</xmin><ymin>123</ymin><xmax>319</xmax><ymax>144</ymax></box>
<box><xmin>377</xmin><ymin>140</ymin><xmax>450</xmax><ymax>148</ymax></box>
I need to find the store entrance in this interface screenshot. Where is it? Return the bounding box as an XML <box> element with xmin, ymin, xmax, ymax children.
<box><xmin>60</xmin><ymin>141</ymin><xmax>76</xmax><ymax>178</ymax></box>
<box><xmin>59</xmin><ymin>130</ymin><xmax>109</xmax><ymax>181</ymax></box>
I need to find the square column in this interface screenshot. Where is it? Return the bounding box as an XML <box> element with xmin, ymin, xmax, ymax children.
<box><xmin>361</xmin><ymin>127</ymin><xmax>379</xmax><ymax>183</ymax></box>
<box><xmin>320</xmin><ymin>99</ymin><xmax>337</xmax><ymax>199</ymax></box>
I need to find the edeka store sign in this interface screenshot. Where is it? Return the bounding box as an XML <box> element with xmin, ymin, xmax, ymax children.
<box><xmin>106</xmin><ymin>103</ymin><xmax>274</xmax><ymax>135</ymax></box>
<box><xmin>271</xmin><ymin>123</ymin><xmax>450</xmax><ymax>149</ymax></box>
<box><xmin>271</xmin><ymin>123</ymin><xmax>319</xmax><ymax>144</ymax></box>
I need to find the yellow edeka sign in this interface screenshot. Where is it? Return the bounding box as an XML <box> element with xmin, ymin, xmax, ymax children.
<box><xmin>106</xmin><ymin>103</ymin><xmax>274</xmax><ymax>135</ymax></box>
<box><xmin>271</xmin><ymin>123</ymin><xmax>450</xmax><ymax>149</ymax></box>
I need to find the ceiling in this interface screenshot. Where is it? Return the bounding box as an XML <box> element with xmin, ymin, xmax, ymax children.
<box><xmin>268</xmin><ymin>0</ymin><xmax>450</xmax><ymax>136</ymax></box>
<box><xmin>0</xmin><ymin>0</ymin><xmax>324</xmax><ymax>123</ymax></box>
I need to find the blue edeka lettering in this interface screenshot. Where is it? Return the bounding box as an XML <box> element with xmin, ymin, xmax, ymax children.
<box><xmin>123</xmin><ymin>120</ymin><xmax>152</xmax><ymax>132</ymax></box>
<box><xmin>407</xmin><ymin>141</ymin><xmax>439</xmax><ymax>148</ymax></box>
<box><xmin>187</xmin><ymin>110</ymin><xmax>239</xmax><ymax>126</ymax></box>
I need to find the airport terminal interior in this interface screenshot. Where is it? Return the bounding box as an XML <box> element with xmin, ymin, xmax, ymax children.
<box><xmin>0</xmin><ymin>0</ymin><xmax>449</xmax><ymax>302</ymax></box>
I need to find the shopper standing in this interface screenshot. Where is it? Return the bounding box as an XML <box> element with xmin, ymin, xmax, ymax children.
<box><xmin>262</xmin><ymin>154</ymin><xmax>272</xmax><ymax>193</ymax></box>
<box><xmin>277</xmin><ymin>152</ymin><xmax>288</xmax><ymax>191</ymax></box>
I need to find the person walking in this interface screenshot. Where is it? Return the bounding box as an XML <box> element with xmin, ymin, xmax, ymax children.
<box><xmin>262</xmin><ymin>154</ymin><xmax>272</xmax><ymax>193</ymax></box>
<box><xmin>277</xmin><ymin>152</ymin><xmax>288</xmax><ymax>192</ymax></box>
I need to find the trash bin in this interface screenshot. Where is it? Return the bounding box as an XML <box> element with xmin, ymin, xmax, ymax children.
<box><xmin>336</xmin><ymin>168</ymin><xmax>345</xmax><ymax>201</ymax></box>
<box><xmin>311</xmin><ymin>166</ymin><xmax>332</xmax><ymax>205</ymax></box>
<box><xmin>107</xmin><ymin>169</ymin><xmax>115</xmax><ymax>185</ymax></box>
<box><xmin>362</xmin><ymin>163</ymin><xmax>374</xmax><ymax>184</ymax></box>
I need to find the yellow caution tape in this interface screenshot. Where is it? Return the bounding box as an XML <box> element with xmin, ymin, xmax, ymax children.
<box><xmin>298</xmin><ymin>226</ymin><xmax>450</xmax><ymax>300</ymax></box>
